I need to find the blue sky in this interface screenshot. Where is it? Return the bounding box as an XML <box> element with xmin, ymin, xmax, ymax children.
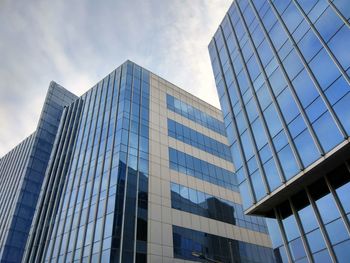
<box><xmin>0</xmin><ymin>0</ymin><xmax>231</xmax><ymax>156</ymax></box>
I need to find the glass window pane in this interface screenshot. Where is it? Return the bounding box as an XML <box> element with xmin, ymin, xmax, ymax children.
<box><xmin>292</xmin><ymin>69</ymin><xmax>318</xmax><ymax>108</ymax></box>
<box><xmin>315</xmin><ymin>192</ymin><xmax>340</xmax><ymax>224</ymax></box>
<box><xmin>298</xmin><ymin>204</ymin><xmax>318</xmax><ymax>233</ymax></box>
<box><xmin>329</xmin><ymin>25</ymin><xmax>350</xmax><ymax>70</ymax></box>
<box><xmin>266</xmin><ymin>218</ymin><xmax>283</xmax><ymax>248</ymax></box>
<box><xmin>278</xmin><ymin>145</ymin><xmax>299</xmax><ymax>180</ymax></box>
<box><xmin>251</xmin><ymin>170</ymin><xmax>265</xmax><ymax>201</ymax></box>
<box><xmin>325</xmin><ymin>218</ymin><xmax>349</xmax><ymax>245</ymax></box>
<box><xmin>306</xmin><ymin>229</ymin><xmax>327</xmax><ymax>253</ymax></box>
<box><xmin>310</xmin><ymin>49</ymin><xmax>341</xmax><ymax>90</ymax></box>
<box><xmin>312</xmin><ymin>112</ymin><xmax>343</xmax><ymax>152</ymax></box>
<box><xmin>334</xmin><ymin>92</ymin><xmax>350</xmax><ymax>135</ymax></box>
<box><xmin>335</xmin><ymin>181</ymin><xmax>350</xmax><ymax>214</ymax></box>
<box><xmin>277</xmin><ymin>88</ymin><xmax>299</xmax><ymax>123</ymax></box>
<box><xmin>312</xmin><ymin>249</ymin><xmax>332</xmax><ymax>263</ymax></box>
<box><xmin>264</xmin><ymin>104</ymin><xmax>283</xmax><ymax>137</ymax></box>
<box><xmin>289</xmin><ymin>237</ymin><xmax>306</xmax><ymax>261</ymax></box>
<box><xmin>263</xmin><ymin>158</ymin><xmax>282</xmax><ymax>191</ymax></box>
<box><xmin>333</xmin><ymin>239</ymin><xmax>350</xmax><ymax>263</ymax></box>
<box><xmin>294</xmin><ymin>129</ymin><xmax>319</xmax><ymax>167</ymax></box>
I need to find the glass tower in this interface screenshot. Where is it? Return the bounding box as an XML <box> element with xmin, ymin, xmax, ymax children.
<box><xmin>209</xmin><ymin>0</ymin><xmax>350</xmax><ymax>262</ymax></box>
<box><xmin>0</xmin><ymin>83</ymin><xmax>77</xmax><ymax>263</ymax></box>
<box><xmin>0</xmin><ymin>60</ymin><xmax>274</xmax><ymax>263</ymax></box>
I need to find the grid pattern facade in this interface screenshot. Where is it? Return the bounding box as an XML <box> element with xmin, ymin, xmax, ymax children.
<box><xmin>0</xmin><ymin>133</ymin><xmax>36</xmax><ymax>262</ymax></box>
<box><xmin>209</xmin><ymin>0</ymin><xmax>350</xmax><ymax>262</ymax></box>
<box><xmin>0</xmin><ymin>83</ymin><xmax>77</xmax><ymax>263</ymax></box>
<box><xmin>24</xmin><ymin>61</ymin><xmax>150</xmax><ymax>263</ymax></box>
<box><xmin>209</xmin><ymin>0</ymin><xmax>350</xmax><ymax>211</ymax></box>
<box><xmin>3</xmin><ymin>61</ymin><xmax>274</xmax><ymax>263</ymax></box>
<box><xmin>266</xmin><ymin>162</ymin><xmax>350</xmax><ymax>263</ymax></box>
<box><xmin>146</xmin><ymin>72</ymin><xmax>274</xmax><ymax>262</ymax></box>
<box><xmin>173</xmin><ymin>226</ymin><xmax>275</xmax><ymax>262</ymax></box>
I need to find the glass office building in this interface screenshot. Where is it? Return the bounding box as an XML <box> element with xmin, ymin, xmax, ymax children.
<box><xmin>1</xmin><ymin>61</ymin><xmax>275</xmax><ymax>262</ymax></box>
<box><xmin>0</xmin><ymin>83</ymin><xmax>77</xmax><ymax>263</ymax></box>
<box><xmin>209</xmin><ymin>0</ymin><xmax>350</xmax><ymax>262</ymax></box>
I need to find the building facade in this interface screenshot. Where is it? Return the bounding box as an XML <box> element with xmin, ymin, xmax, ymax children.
<box><xmin>209</xmin><ymin>0</ymin><xmax>350</xmax><ymax>262</ymax></box>
<box><xmin>1</xmin><ymin>61</ymin><xmax>275</xmax><ymax>262</ymax></box>
<box><xmin>0</xmin><ymin>83</ymin><xmax>77</xmax><ymax>262</ymax></box>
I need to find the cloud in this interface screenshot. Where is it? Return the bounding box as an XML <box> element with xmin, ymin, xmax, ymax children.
<box><xmin>0</xmin><ymin>0</ymin><xmax>231</xmax><ymax>156</ymax></box>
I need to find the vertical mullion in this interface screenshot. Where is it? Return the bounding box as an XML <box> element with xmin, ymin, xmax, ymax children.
<box><xmin>327</xmin><ymin>0</ymin><xmax>350</xmax><ymax>29</ymax></box>
<box><xmin>324</xmin><ymin>175</ymin><xmax>350</xmax><ymax>237</ymax></box>
<box><xmin>274</xmin><ymin>208</ymin><xmax>294</xmax><ymax>263</ymax></box>
<box><xmin>288</xmin><ymin>198</ymin><xmax>314</xmax><ymax>263</ymax></box>
<box><xmin>68</xmin><ymin>86</ymin><xmax>99</xmax><ymax>262</ymax></box>
<box><xmin>40</xmin><ymin>106</ymin><xmax>73</xmax><ymax>262</ymax></box>
<box><xmin>98</xmin><ymin>68</ymin><xmax>122</xmax><ymax>262</ymax></box>
<box><xmin>211</xmin><ymin>37</ymin><xmax>257</xmax><ymax>204</ymax></box>
<box><xmin>219</xmin><ymin>20</ymin><xmax>271</xmax><ymax>196</ymax></box>
<box><xmin>119</xmin><ymin>63</ymin><xmax>137</xmax><ymax>263</ymax></box>
<box><xmin>48</xmin><ymin>100</ymin><xmax>82</xmax><ymax>262</ymax></box>
<box><xmin>305</xmin><ymin>187</ymin><xmax>337</xmax><ymax>262</ymax></box>
<box><xmin>132</xmin><ymin>69</ymin><xmax>145</xmax><ymax>261</ymax></box>
<box><xmin>84</xmin><ymin>78</ymin><xmax>111</xmax><ymax>261</ymax></box>
<box><xmin>0</xmin><ymin>134</ymin><xmax>34</xmax><ymax>246</ymax></box>
<box><xmin>64</xmin><ymin>91</ymin><xmax>94</xmax><ymax>263</ymax></box>
<box><xmin>58</xmin><ymin>97</ymin><xmax>88</xmax><ymax>263</ymax></box>
<box><xmin>52</xmin><ymin>99</ymin><xmax>84</xmax><ymax>262</ymax></box>
<box><xmin>246</xmin><ymin>0</ymin><xmax>327</xmax><ymax>157</ymax></box>
<box><xmin>88</xmin><ymin>73</ymin><xmax>115</xmax><ymax>261</ymax></box>
<box><xmin>227</xmin><ymin>12</ymin><xmax>286</xmax><ymax>186</ymax></box>
<box><xmin>268</xmin><ymin>0</ymin><xmax>348</xmax><ymax>140</ymax></box>
<box><xmin>25</xmin><ymin>107</ymin><xmax>69</xmax><ymax>263</ymax></box>
<box><xmin>292</xmin><ymin>0</ymin><xmax>350</xmax><ymax>86</ymax></box>
<box><xmin>78</xmin><ymin>81</ymin><xmax>106</xmax><ymax>262</ymax></box>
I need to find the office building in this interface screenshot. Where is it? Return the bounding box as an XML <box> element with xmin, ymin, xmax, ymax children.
<box><xmin>0</xmin><ymin>83</ymin><xmax>77</xmax><ymax>262</ymax></box>
<box><xmin>209</xmin><ymin>0</ymin><xmax>350</xmax><ymax>262</ymax></box>
<box><xmin>1</xmin><ymin>61</ymin><xmax>274</xmax><ymax>262</ymax></box>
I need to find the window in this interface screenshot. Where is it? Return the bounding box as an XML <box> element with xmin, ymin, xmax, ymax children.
<box><xmin>298</xmin><ymin>28</ymin><xmax>322</xmax><ymax>62</ymax></box>
<box><xmin>278</xmin><ymin>145</ymin><xmax>298</xmax><ymax>180</ymax></box>
<box><xmin>307</xmin><ymin>229</ymin><xmax>327</xmax><ymax>253</ymax></box>
<box><xmin>333</xmin><ymin>92</ymin><xmax>350</xmax><ymax>135</ymax></box>
<box><xmin>310</xmin><ymin>49</ymin><xmax>341</xmax><ymax>90</ymax></box>
<box><xmin>292</xmin><ymin>69</ymin><xmax>318</xmax><ymax>108</ymax></box>
<box><xmin>269</xmin><ymin>67</ymin><xmax>287</xmax><ymax>96</ymax></box>
<box><xmin>312</xmin><ymin>181</ymin><xmax>340</xmax><ymax>224</ymax></box>
<box><xmin>263</xmin><ymin>158</ymin><xmax>281</xmax><ymax>191</ymax></box>
<box><xmin>325</xmin><ymin>76</ymin><xmax>348</xmax><ymax>105</ymax></box>
<box><xmin>312</xmin><ymin>112</ymin><xmax>343</xmax><ymax>152</ymax></box>
<box><xmin>305</xmin><ymin>96</ymin><xmax>327</xmax><ymax>123</ymax></box>
<box><xmin>240</xmin><ymin>180</ymin><xmax>253</xmax><ymax>209</ymax></box>
<box><xmin>251</xmin><ymin>170</ymin><xmax>265</xmax><ymax>201</ymax></box>
<box><xmin>333</xmin><ymin>239</ymin><xmax>350</xmax><ymax>263</ymax></box>
<box><xmin>256</xmin><ymin>84</ymin><xmax>272</xmax><ymax>110</ymax></box>
<box><xmin>314</xmin><ymin>6</ymin><xmax>343</xmax><ymax>42</ymax></box>
<box><xmin>277</xmin><ymin>87</ymin><xmax>299</xmax><ymax>123</ymax></box>
<box><xmin>251</xmin><ymin>118</ymin><xmax>268</xmax><ymax>150</ymax></box>
<box><xmin>270</xmin><ymin>22</ymin><xmax>288</xmax><ymax>51</ymax></box>
<box><xmin>172</xmin><ymin>226</ymin><xmax>274</xmax><ymax>263</ymax></box>
<box><xmin>282</xmin><ymin>2</ymin><xmax>303</xmax><ymax>33</ymax></box>
<box><xmin>264</xmin><ymin>104</ymin><xmax>283</xmax><ymax>137</ymax></box>
<box><xmin>325</xmin><ymin>218</ymin><xmax>349</xmax><ymax>245</ymax></box>
<box><xmin>294</xmin><ymin>129</ymin><xmax>319</xmax><ymax>167</ymax></box>
<box><xmin>313</xmin><ymin>249</ymin><xmax>332</xmax><ymax>263</ymax></box>
<box><xmin>168</xmin><ymin>148</ymin><xmax>237</xmax><ymax>191</ymax></box>
<box><xmin>241</xmin><ymin>131</ymin><xmax>254</xmax><ymax>160</ymax></box>
<box><xmin>282</xmin><ymin>50</ymin><xmax>303</xmax><ymax>80</ymax></box>
<box><xmin>289</xmin><ymin>238</ymin><xmax>306</xmax><ymax>261</ymax></box>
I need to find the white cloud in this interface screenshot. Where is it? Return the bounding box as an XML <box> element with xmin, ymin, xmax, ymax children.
<box><xmin>0</xmin><ymin>0</ymin><xmax>231</xmax><ymax>156</ymax></box>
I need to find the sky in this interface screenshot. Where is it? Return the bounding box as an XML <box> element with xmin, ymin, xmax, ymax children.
<box><xmin>0</xmin><ymin>0</ymin><xmax>232</xmax><ymax>157</ymax></box>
